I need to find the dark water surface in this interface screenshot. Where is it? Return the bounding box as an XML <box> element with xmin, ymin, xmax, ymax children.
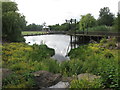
<box><xmin>24</xmin><ymin>34</ymin><xmax>74</xmax><ymax>61</ymax></box>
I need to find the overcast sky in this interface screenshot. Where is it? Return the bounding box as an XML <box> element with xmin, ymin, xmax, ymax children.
<box><xmin>12</xmin><ymin>0</ymin><xmax>119</xmax><ymax>25</ymax></box>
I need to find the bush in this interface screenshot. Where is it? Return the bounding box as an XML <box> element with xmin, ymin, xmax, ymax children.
<box><xmin>87</xmin><ymin>25</ymin><xmax>109</xmax><ymax>32</ymax></box>
<box><xmin>60</xmin><ymin>59</ymin><xmax>83</xmax><ymax>76</ymax></box>
<box><xmin>70</xmin><ymin>78</ymin><xmax>102</xmax><ymax>88</ymax></box>
<box><xmin>2</xmin><ymin>73</ymin><xmax>35</xmax><ymax>88</ymax></box>
<box><xmin>100</xmin><ymin>38</ymin><xmax>107</xmax><ymax>43</ymax></box>
<box><xmin>68</xmin><ymin>42</ymin><xmax>119</xmax><ymax>89</ymax></box>
<box><xmin>30</xmin><ymin>44</ymin><xmax>55</xmax><ymax>61</ymax></box>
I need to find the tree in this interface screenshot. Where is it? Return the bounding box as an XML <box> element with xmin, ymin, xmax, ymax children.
<box><xmin>2</xmin><ymin>2</ymin><xmax>27</xmax><ymax>42</ymax></box>
<box><xmin>2</xmin><ymin>1</ymin><xmax>18</xmax><ymax>13</ymax></box>
<box><xmin>118</xmin><ymin>13</ymin><xmax>120</xmax><ymax>31</ymax></box>
<box><xmin>79</xmin><ymin>13</ymin><xmax>96</xmax><ymax>31</ymax></box>
<box><xmin>24</xmin><ymin>23</ymin><xmax>43</xmax><ymax>31</ymax></box>
<box><xmin>97</xmin><ymin>7</ymin><xmax>114</xmax><ymax>26</ymax></box>
<box><xmin>113</xmin><ymin>13</ymin><xmax>120</xmax><ymax>32</ymax></box>
<box><xmin>49</xmin><ymin>20</ymin><xmax>79</xmax><ymax>31</ymax></box>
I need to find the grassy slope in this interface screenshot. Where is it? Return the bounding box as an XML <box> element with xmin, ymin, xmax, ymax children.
<box><xmin>22</xmin><ymin>31</ymin><xmax>47</xmax><ymax>35</ymax></box>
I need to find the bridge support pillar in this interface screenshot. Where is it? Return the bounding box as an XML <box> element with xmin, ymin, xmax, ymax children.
<box><xmin>74</xmin><ymin>34</ymin><xmax>77</xmax><ymax>48</ymax></box>
<box><xmin>70</xmin><ymin>35</ymin><xmax>73</xmax><ymax>49</ymax></box>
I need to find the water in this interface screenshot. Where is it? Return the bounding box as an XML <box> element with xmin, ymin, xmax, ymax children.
<box><xmin>24</xmin><ymin>34</ymin><xmax>73</xmax><ymax>61</ymax></box>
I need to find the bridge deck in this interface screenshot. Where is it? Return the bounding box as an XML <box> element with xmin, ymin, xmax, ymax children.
<box><xmin>23</xmin><ymin>31</ymin><xmax>120</xmax><ymax>37</ymax></box>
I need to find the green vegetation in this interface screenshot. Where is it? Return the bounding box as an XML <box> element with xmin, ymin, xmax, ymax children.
<box><xmin>97</xmin><ymin>7</ymin><xmax>114</xmax><ymax>26</ymax></box>
<box><xmin>79</xmin><ymin>13</ymin><xmax>96</xmax><ymax>31</ymax></box>
<box><xmin>79</xmin><ymin>7</ymin><xmax>117</xmax><ymax>32</ymax></box>
<box><xmin>2</xmin><ymin>43</ymin><xmax>59</xmax><ymax>88</ymax></box>
<box><xmin>113</xmin><ymin>13</ymin><xmax>120</xmax><ymax>32</ymax></box>
<box><xmin>22</xmin><ymin>31</ymin><xmax>46</xmax><ymax>35</ymax></box>
<box><xmin>87</xmin><ymin>25</ymin><xmax>115</xmax><ymax>32</ymax></box>
<box><xmin>24</xmin><ymin>23</ymin><xmax>43</xmax><ymax>31</ymax></box>
<box><xmin>1</xmin><ymin>1</ymin><xmax>119</xmax><ymax>89</ymax></box>
<box><xmin>48</xmin><ymin>7</ymin><xmax>118</xmax><ymax>32</ymax></box>
<box><xmin>49</xmin><ymin>22</ymin><xmax>79</xmax><ymax>31</ymax></box>
<box><xmin>70</xmin><ymin>78</ymin><xmax>102</xmax><ymax>88</ymax></box>
<box><xmin>2</xmin><ymin>2</ymin><xmax>26</xmax><ymax>42</ymax></box>
<box><xmin>49</xmin><ymin>23</ymin><xmax>68</xmax><ymax>31</ymax></box>
<box><xmin>2</xmin><ymin>38</ymin><xmax>119</xmax><ymax>89</ymax></box>
<box><xmin>68</xmin><ymin>38</ymin><xmax>119</xmax><ymax>89</ymax></box>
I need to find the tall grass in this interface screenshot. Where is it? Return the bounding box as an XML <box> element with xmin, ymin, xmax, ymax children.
<box><xmin>22</xmin><ymin>31</ymin><xmax>46</xmax><ymax>35</ymax></box>
<box><xmin>2</xmin><ymin>43</ymin><xmax>59</xmax><ymax>88</ymax></box>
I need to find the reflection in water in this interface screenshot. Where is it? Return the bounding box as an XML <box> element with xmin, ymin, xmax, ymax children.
<box><xmin>24</xmin><ymin>34</ymin><xmax>73</xmax><ymax>61</ymax></box>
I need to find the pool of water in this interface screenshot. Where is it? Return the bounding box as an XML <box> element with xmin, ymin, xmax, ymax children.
<box><xmin>24</xmin><ymin>34</ymin><xmax>73</xmax><ymax>61</ymax></box>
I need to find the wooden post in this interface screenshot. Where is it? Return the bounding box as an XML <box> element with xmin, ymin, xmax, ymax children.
<box><xmin>74</xmin><ymin>32</ymin><xmax>77</xmax><ymax>48</ymax></box>
<box><xmin>97</xmin><ymin>36</ymin><xmax>100</xmax><ymax>43</ymax></box>
<box><xmin>70</xmin><ymin>35</ymin><xmax>73</xmax><ymax>49</ymax></box>
<box><xmin>82</xmin><ymin>35</ymin><xmax>84</xmax><ymax>44</ymax></box>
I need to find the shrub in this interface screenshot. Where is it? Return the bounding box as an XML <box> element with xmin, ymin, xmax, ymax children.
<box><xmin>68</xmin><ymin>41</ymin><xmax>119</xmax><ymax>89</ymax></box>
<box><xmin>2</xmin><ymin>73</ymin><xmax>35</xmax><ymax>88</ymax></box>
<box><xmin>87</xmin><ymin>25</ymin><xmax>109</xmax><ymax>32</ymax></box>
<box><xmin>100</xmin><ymin>38</ymin><xmax>107</xmax><ymax>43</ymax></box>
<box><xmin>60</xmin><ymin>59</ymin><xmax>83</xmax><ymax>76</ymax></box>
<box><xmin>70</xmin><ymin>78</ymin><xmax>102</xmax><ymax>88</ymax></box>
<box><xmin>30</xmin><ymin>44</ymin><xmax>55</xmax><ymax>61</ymax></box>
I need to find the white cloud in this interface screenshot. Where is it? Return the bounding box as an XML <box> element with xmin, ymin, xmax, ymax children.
<box><xmin>14</xmin><ymin>0</ymin><xmax>119</xmax><ymax>25</ymax></box>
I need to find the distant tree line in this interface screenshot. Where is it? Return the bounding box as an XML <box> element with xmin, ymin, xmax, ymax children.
<box><xmin>24</xmin><ymin>7</ymin><xmax>119</xmax><ymax>32</ymax></box>
<box><xmin>24</xmin><ymin>23</ymin><xmax>43</xmax><ymax>31</ymax></box>
<box><xmin>48</xmin><ymin>22</ymin><xmax>79</xmax><ymax>31</ymax></box>
<box><xmin>24</xmin><ymin>22</ymin><xmax>79</xmax><ymax>31</ymax></box>
<box><xmin>79</xmin><ymin>7</ymin><xmax>119</xmax><ymax>32</ymax></box>
<box><xmin>46</xmin><ymin>7</ymin><xmax>119</xmax><ymax>32</ymax></box>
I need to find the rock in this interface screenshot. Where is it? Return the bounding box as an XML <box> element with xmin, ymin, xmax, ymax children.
<box><xmin>61</xmin><ymin>76</ymin><xmax>75</xmax><ymax>82</ymax></box>
<box><xmin>0</xmin><ymin>68</ymin><xmax>13</xmax><ymax>89</ymax></box>
<box><xmin>49</xmin><ymin>81</ymin><xmax>69</xmax><ymax>88</ymax></box>
<box><xmin>116</xmin><ymin>42</ymin><xmax>120</xmax><ymax>49</ymax></box>
<box><xmin>1</xmin><ymin>68</ymin><xmax>13</xmax><ymax>79</ymax></box>
<box><xmin>89</xmin><ymin>40</ymin><xmax>97</xmax><ymax>44</ymax></box>
<box><xmin>32</xmin><ymin>71</ymin><xmax>62</xmax><ymax>89</ymax></box>
<box><xmin>77</xmin><ymin>73</ymin><xmax>100</xmax><ymax>81</ymax></box>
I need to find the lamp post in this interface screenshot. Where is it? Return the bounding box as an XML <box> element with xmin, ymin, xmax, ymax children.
<box><xmin>66</xmin><ymin>19</ymin><xmax>77</xmax><ymax>48</ymax></box>
<box><xmin>66</xmin><ymin>19</ymin><xmax>77</xmax><ymax>32</ymax></box>
<box><xmin>65</xmin><ymin>19</ymin><xmax>71</xmax><ymax>31</ymax></box>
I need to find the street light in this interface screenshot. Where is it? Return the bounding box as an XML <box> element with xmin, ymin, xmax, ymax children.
<box><xmin>66</xmin><ymin>19</ymin><xmax>77</xmax><ymax>48</ymax></box>
<box><xmin>65</xmin><ymin>19</ymin><xmax>71</xmax><ymax>31</ymax></box>
<box><xmin>65</xmin><ymin>19</ymin><xmax>77</xmax><ymax>31</ymax></box>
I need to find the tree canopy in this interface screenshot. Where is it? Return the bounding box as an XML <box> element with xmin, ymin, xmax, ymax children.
<box><xmin>79</xmin><ymin>13</ymin><xmax>96</xmax><ymax>31</ymax></box>
<box><xmin>97</xmin><ymin>7</ymin><xmax>114</xmax><ymax>26</ymax></box>
<box><xmin>113</xmin><ymin>13</ymin><xmax>120</xmax><ymax>32</ymax></box>
<box><xmin>49</xmin><ymin>22</ymin><xmax>79</xmax><ymax>31</ymax></box>
<box><xmin>2</xmin><ymin>2</ymin><xmax>18</xmax><ymax>13</ymax></box>
<box><xmin>24</xmin><ymin>23</ymin><xmax>43</xmax><ymax>31</ymax></box>
<box><xmin>2</xmin><ymin>2</ymin><xmax>27</xmax><ymax>42</ymax></box>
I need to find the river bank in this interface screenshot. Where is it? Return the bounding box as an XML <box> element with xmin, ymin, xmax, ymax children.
<box><xmin>2</xmin><ymin>37</ymin><xmax>120</xmax><ymax>89</ymax></box>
